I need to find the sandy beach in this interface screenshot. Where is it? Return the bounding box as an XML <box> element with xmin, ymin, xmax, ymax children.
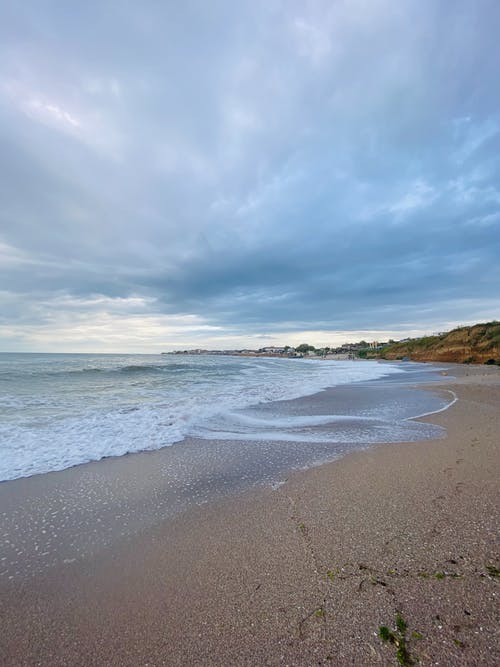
<box><xmin>0</xmin><ymin>364</ymin><xmax>499</xmax><ymax>666</ymax></box>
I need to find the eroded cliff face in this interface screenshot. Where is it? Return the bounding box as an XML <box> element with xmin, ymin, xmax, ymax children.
<box><xmin>380</xmin><ymin>322</ymin><xmax>500</xmax><ymax>363</ymax></box>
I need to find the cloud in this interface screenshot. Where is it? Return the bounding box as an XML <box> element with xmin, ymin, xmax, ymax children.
<box><xmin>0</xmin><ymin>0</ymin><xmax>499</xmax><ymax>351</ymax></box>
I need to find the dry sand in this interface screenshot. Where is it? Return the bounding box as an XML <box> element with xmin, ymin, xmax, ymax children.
<box><xmin>0</xmin><ymin>365</ymin><xmax>499</xmax><ymax>666</ymax></box>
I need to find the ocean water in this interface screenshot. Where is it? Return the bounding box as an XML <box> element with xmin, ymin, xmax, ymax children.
<box><xmin>0</xmin><ymin>353</ymin><xmax>449</xmax><ymax>482</ymax></box>
<box><xmin>0</xmin><ymin>354</ymin><xmax>457</xmax><ymax>580</ymax></box>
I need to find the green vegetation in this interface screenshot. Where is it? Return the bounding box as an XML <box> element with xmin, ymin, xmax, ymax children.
<box><xmin>417</xmin><ymin>570</ymin><xmax>462</xmax><ymax>579</ymax></box>
<box><xmin>378</xmin><ymin>612</ymin><xmax>416</xmax><ymax>666</ymax></box>
<box><xmin>486</xmin><ymin>564</ymin><xmax>500</xmax><ymax>578</ymax></box>
<box><xmin>296</xmin><ymin>343</ymin><xmax>316</xmax><ymax>353</ymax></box>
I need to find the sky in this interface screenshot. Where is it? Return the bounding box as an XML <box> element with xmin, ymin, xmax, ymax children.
<box><xmin>1</xmin><ymin>0</ymin><xmax>499</xmax><ymax>352</ymax></box>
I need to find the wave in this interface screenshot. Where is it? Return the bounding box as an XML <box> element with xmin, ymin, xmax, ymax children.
<box><xmin>212</xmin><ymin>412</ymin><xmax>374</xmax><ymax>428</ymax></box>
<box><xmin>77</xmin><ymin>367</ymin><xmax>103</xmax><ymax>373</ymax></box>
<box><xmin>120</xmin><ymin>364</ymin><xmax>162</xmax><ymax>373</ymax></box>
<box><xmin>2</xmin><ymin>362</ymin><xmax>199</xmax><ymax>380</ymax></box>
<box><xmin>0</xmin><ymin>357</ymin><xmax>427</xmax><ymax>481</ymax></box>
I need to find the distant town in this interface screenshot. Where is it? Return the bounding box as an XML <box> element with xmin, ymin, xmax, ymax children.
<box><xmin>163</xmin><ymin>322</ymin><xmax>500</xmax><ymax>365</ymax></box>
<box><xmin>163</xmin><ymin>339</ymin><xmax>406</xmax><ymax>360</ymax></box>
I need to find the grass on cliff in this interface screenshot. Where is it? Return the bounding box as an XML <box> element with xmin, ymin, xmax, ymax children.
<box><xmin>365</xmin><ymin>321</ymin><xmax>500</xmax><ymax>364</ymax></box>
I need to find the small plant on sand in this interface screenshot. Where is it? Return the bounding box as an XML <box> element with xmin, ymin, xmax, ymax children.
<box><xmin>418</xmin><ymin>569</ymin><xmax>462</xmax><ymax>580</ymax></box>
<box><xmin>486</xmin><ymin>564</ymin><xmax>500</xmax><ymax>578</ymax></box>
<box><xmin>378</xmin><ymin>612</ymin><xmax>415</xmax><ymax>666</ymax></box>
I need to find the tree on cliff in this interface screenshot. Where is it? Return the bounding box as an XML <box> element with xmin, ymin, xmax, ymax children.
<box><xmin>296</xmin><ymin>343</ymin><xmax>315</xmax><ymax>353</ymax></box>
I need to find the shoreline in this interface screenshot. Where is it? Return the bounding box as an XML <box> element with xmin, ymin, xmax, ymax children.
<box><xmin>0</xmin><ymin>364</ymin><xmax>499</xmax><ymax>665</ymax></box>
<box><xmin>0</xmin><ymin>363</ymin><xmax>451</xmax><ymax>582</ymax></box>
<box><xmin>0</xmin><ymin>358</ymin><xmax>447</xmax><ymax>486</ymax></box>
<box><xmin>0</xmin><ymin>356</ymin><xmax>412</xmax><ymax>483</ymax></box>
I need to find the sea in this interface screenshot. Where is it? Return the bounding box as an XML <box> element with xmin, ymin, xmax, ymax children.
<box><xmin>0</xmin><ymin>353</ymin><xmax>453</xmax><ymax>483</ymax></box>
<box><xmin>0</xmin><ymin>353</ymin><xmax>458</xmax><ymax>579</ymax></box>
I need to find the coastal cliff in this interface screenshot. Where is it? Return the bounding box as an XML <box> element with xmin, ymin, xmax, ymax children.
<box><xmin>377</xmin><ymin>321</ymin><xmax>500</xmax><ymax>363</ymax></box>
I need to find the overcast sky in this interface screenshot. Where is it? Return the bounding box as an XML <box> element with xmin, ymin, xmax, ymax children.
<box><xmin>1</xmin><ymin>1</ymin><xmax>499</xmax><ymax>352</ymax></box>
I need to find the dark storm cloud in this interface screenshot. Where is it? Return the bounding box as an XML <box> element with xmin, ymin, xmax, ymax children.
<box><xmin>0</xmin><ymin>0</ymin><xmax>499</xmax><ymax>349</ymax></box>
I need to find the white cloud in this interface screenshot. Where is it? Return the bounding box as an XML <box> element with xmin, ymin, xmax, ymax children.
<box><xmin>358</xmin><ymin>179</ymin><xmax>438</xmax><ymax>222</ymax></box>
<box><xmin>26</xmin><ymin>98</ymin><xmax>81</xmax><ymax>129</ymax></box>
<box><xmin>0</xmin><ymin>295</ymin><xmax>224</xmax><ymax>352</ymax></box>
<box><xmin>452</xmin><ymin>117</ymin><xmax>499</xmax><ymax>164</ymax></box>
<box><xmin>1</xmin><ymin>74</ymin><xmax>125</xmax><ymax>160</ymax></box>
<box><xmin>225</xmin><ymin>103</ymin><xmax>260</xmax><ymax>131</ymax></box>
<box><xmin>447</xmin><ymin>178</ymin><xmax>500</xmax><ymax>206</ymax></box>
<box><xmin>82</xmin><ymin>76</ymin><xmax>121</xmax><ymax>97</ymax></box>
<box><xmin>388</xmin><ymin>180</ymin><xmax>437</xmax><ymax>216</ymax></box>
<box><xmin>292</xmin><ymin>17</ymin><xmax>333</xmax><ymax>65</ymax></box>
<box><xmin>2</xmin><ymin>78</ymin><xmax>82</xmax><ymax>134</ymax></box>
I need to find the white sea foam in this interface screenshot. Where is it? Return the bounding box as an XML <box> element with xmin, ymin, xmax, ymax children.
<box><xmin>0</xmin><ymin>354</ymin><xmax>409</xmax><ymax>481</ymax></box>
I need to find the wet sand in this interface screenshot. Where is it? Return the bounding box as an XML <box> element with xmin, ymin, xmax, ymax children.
<box><xmin>0</xmin><ymin>364</ymin><xmax>499</xmax><ymax>665</ymax></box>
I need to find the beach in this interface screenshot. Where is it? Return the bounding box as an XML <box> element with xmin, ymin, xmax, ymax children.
<box><xmin>0</xmin><ymin>364</ymin><xmax>498</xmax><ymax>666</ymax></box>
